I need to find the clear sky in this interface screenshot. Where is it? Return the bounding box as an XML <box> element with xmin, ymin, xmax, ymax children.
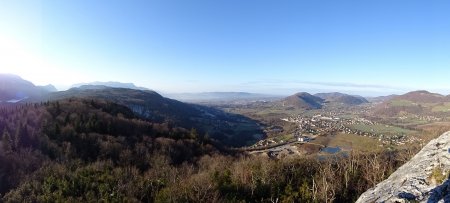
<box><xmin>0</xmin><ymin>0</ymin><xmax>449</xmax><ymax>96</ymax></box>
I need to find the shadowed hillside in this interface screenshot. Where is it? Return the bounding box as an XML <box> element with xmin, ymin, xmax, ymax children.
<box><xmin>0</xmin><ymin>99</ymin><xmax>225</xmax><ymax>201</ymax></box>
<box><xmin>281</xmin><ymin>92</ymin><xmax>324</xmax><ymax>109</ymax></box>
<box><xmin>31</xmin><ymin>86</ymin><xmax>264</xmax><ymax>147</ymax></box>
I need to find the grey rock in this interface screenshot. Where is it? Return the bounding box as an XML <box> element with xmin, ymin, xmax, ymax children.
<box><xmin>356</xmin><ymin>132</ymin><xmax>450</xmax><ymax>203</ymax></box>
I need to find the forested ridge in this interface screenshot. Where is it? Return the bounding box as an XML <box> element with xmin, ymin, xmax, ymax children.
<box><xmin>38</xmin><ymin>87</ymin><xmax>264</xmax><ymax>147</ymax></box>
<box><xmin>0</xmin><ymin>99</ymin><xmax>420</xmax><ymax>202</ymax></box>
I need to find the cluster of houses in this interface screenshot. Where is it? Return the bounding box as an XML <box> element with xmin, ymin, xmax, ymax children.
<box><xmin>282</xmin><ymin>114</ymin><xmax>374</xmax><ymax>135</ymax></box>
<box><xmin>282</xmin><ymin>113</ymin><xmax>421</xmax><ymax>146</ymax></box>
<box><xmin>251</xmin><ymin>108</ymin><xmax>431</xmax><ymax>151</ymax></box>
<box><xmin>377</xmin><ymin>133</ymin><xmax>423</xmax><ymax>146</ymax></box>
<box><xmin>251</xmin><ymin>132</ymin><xmax>312</xmax><ymax>149</ymax></box>
<box><xmin>253</xmin><ymin>139</ymin><xmax>278</xmax><ymax>147</ymax></box>
<box><xmin>398</xmin><ymin>115</ymin><xmax>441</xmax><ymax>122</ymax></box>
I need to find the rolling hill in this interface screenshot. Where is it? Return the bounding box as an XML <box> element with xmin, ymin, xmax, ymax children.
<box><xmin>314</xmin><ymin>92</ymin><xmax>369</xmax><ymax>105</ymax></box>
<box><xmin>394</xmin><ymin>90</ymin><xmax>446</xmax><ymax>103</ymax></box>
<box><xmin>281</xmin><ymin>92</ymin><xmax>324</xmax><ymax>109</ymax></box>
<box><xmin>280</xmin><ymin>92</ymin><xmax>368</xmax><ymax>109</ymax></box>
<box><xmin>374</xmin><ymin>90</ymin><xmax>450</xmax><ymax>116</ymax></box>
<box><xmin>366</xmin><ymin>94</ymin><xmax>398</xmax><ymax>103</ymax></box>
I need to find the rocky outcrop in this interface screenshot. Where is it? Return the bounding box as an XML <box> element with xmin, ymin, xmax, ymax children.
<box><xmin>356</xmin><ymin>132</ymin><xmax>450</xmax><ymax>203</ymax></box>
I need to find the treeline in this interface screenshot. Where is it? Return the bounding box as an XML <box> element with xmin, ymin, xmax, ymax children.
<box><xmin>0</xmin><ymin>99</ymin><xmax>419</xmax><ymax>202</ymax></box>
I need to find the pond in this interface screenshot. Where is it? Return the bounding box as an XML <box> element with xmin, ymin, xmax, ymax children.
<box><xmin>321</xmin><ymin>146</ymin><xmax>342</xmax><ymax>154</ymax></box>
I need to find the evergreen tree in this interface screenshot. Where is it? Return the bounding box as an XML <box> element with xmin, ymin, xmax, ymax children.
<box><xmin>189</xmin><ymin>128</ymin><xmax>198</xmax><ymax>139</ymax></box>
<box><xmin>2</xmin><ymin>130</ymin><xmax>12</xmax><ymax>152</ymax></box>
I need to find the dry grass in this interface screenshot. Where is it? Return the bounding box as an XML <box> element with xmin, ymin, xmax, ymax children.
<box><xmin>328</xmin><ymin>133</ymin><xmax>383</xmax><ymax>152</ymax></box>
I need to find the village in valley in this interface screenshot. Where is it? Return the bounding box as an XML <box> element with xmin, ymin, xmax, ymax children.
<box><xmin>202</xmin><ymin>90</ymin><xmax>450</xmax><ymax>159</ymax></box>
<box><xmin>244</xmin><ymin>105</ymin><xmax>425</xmax><ymax>158</ymax></box>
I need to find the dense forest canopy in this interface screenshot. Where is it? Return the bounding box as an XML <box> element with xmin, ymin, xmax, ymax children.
<box><xmin>0</xmin><ymin>98</ymin><xmax>422</xmax><ymax>202</ymax></box>
<box><xmin>37</xmin><ymin>87</ymin><xmax>265</xmax><ymax>147</ymax></box>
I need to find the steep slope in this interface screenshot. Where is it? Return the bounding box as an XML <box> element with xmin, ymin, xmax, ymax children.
<box><xmin>314</xmin><ymin>92</ymin><xmax>368</xmax><ymax>105</ymax></box>
<box><xmin>0</xmin><ymin>99</ymin><xmax>223</xmax><ymax>200</ymax></box>
<box><xmin>281</xmin><ymin>92</ymin><xmax>324</xmax><ymax>109</ymax></box>
<box><xmin>44</xmin><ymin>86</ymin><xmax>188</xmax><ymax>123</ymax></box>
<box><xmin>0</xmin><ymin>74</ymin><xmax>51</xmax><ymax>102</ymax></box>
<box><xmin>357</xmin><ymin>131</ymin><xmax>450</xmax><ymax>202</ymax></box>
<box><xmin>32</xmin><ymin>86</ymin><xmax>263</xmax><ymax>146</ymax></box>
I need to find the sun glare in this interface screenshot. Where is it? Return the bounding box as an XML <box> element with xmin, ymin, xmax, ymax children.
<box><xmin>0</xmin><ymin>35</ymin><xmax>45</xmax><ymax>75</ymax></box>
<box><xmin>0</xmin><ymin>35</ymin><xmax>86</xmax><ymax>87</ymax></box>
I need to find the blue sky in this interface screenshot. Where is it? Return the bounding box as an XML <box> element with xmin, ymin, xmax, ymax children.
<box><xmin>0</xmin><ymin>0</ymin><xmax>449</xmax><ymax>96</ymax></box>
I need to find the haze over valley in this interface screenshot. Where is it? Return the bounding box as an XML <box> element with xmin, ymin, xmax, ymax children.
<box><xmin>1</xmin><ymin>0</ymin><xmax>450</xmax><ymax>202</ymax></box>
<box><xmin>2</xmin><ymin>70</ymin><xmax>450</xmax><ymax>202</ymax></box>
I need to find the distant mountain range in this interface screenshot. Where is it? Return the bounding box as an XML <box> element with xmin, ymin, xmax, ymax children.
<box><xmin>6</xmin><ymin>73</ymin><xmax>450</xmax><ymax>139</ymax></box>
<box><xmin>366</xmin><ymin>95</ymin><xmax>398</xmax><ymax>103</ymax></box>
<box><xmin>280</xmin><ymin>92</ymin><xmax>369</xmax><ymax>109</ymax></box>
<box><xmin>37</xmin><ymin>84</ymin><xmax>58</xmax><ymax>92</ymax></box>
<box><xmin>71</xmin><ymin>81</ymin><xmax>150</xmax><ymax>91</ymax></box>
<box><xmin>314</xmin><ymin>92</ymin><xmax>369</xmax><ymax>105</ymax></box>
<box><xmin>0</xmin><ymin>74</ymin><xmax>55</xmax><ymax>102</ymax></box>
<box><xmin>165</xmin><ymin>92</ymin><xmax>281</xmax><ymax>102</ymax></box>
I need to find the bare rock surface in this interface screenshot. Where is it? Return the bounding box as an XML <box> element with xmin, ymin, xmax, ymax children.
<box><xmin>356</xmin><ymin>132</ymin><xmax>450</xmax><ymax>203</ymax></box>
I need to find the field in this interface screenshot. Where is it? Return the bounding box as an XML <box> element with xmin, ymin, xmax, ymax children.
<box><xmin>273</xmin><ymin>134</ymin><xmax>294</xmax><ymax>142</ymax></box>
<box><xmin>348</xmin><ymin>123</ymin><xmax>416</xmax><ymax>136</ymax></box>
<box><xmin>308</xmin><ymin>133</ymin><xmax>383</xmax><ymax>152</ymax></box>
<box><xmin>432</xmin><ymin>102</ymin><xmax>450</xmax><ymax>112</ymax></box>
<box><xmin>395</xmin><ymin>118</ymin><xmax>429</xmax><ymax>126</ymax></box>
<box><xmin>328</xmin><ymin>133</ymin><xmax>383</xmax><ymax>152</ymax></box>
<box><xmin>389</xmin><ymin>99</ymin><xmax>417</xmax><ymax>107</ymax></box>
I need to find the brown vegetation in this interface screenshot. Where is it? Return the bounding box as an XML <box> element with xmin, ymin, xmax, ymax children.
<box><xmin>0</xmin><ymin>99</ymin><xmax>420</xmax><ymax>202</ymax></box>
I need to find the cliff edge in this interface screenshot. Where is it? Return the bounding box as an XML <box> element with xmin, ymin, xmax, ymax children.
<box><xmin>356</xmin><ymin>132</ymin><xmax>450</xmax><ymax>203</ymax></box>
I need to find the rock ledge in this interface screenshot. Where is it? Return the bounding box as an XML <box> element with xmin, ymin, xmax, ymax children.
<box><xmin>356</xmin><ymin>131</ymin><xmax>450</xmax><ymax>203</ymax></box>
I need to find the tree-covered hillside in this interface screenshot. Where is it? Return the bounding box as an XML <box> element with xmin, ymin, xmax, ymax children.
<box><xmin>0</xmin><ymin>99</ymin><xmax>421</xmax><ymax>202</ymax></box>
<box><xmin>35</xmin><ymin>87</ymin><xmax>264</xmax><ymax>147</ymax></box>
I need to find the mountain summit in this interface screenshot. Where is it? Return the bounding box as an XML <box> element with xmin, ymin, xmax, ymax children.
<box><xmin>281</xmin><ymin>92</ymin><xmax>324</xmax><ymax>109</ymax></box>
<box><xmin>0</xmin><ymin>74</ymin><xmax>53</xmax><ymax>102</ymax></box>
<box><xmin>71</xmin><ymin>81</ymin><xmax>150</xmax><ymax>91</ymax></box>
<box><xmin>373</xmin><ymin>90</ymin><xmax>450</xmax><ymax>116</ymax></box>
<box><xmin>395</xmin><ymin>90</ymin><xmax>446</xmax><ymax>103</ymax></box>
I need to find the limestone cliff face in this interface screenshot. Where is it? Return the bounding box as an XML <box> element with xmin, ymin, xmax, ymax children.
<box><xmin>356</xmin><ymin>132</ymin><xmax>450</xmax><ymax>203</ymax></box>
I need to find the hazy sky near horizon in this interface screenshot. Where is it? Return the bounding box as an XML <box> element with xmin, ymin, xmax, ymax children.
<box><xmin>1</xmin><ymin>0</ymin><xmax>449</xmax><ymax>96</ymax></box>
